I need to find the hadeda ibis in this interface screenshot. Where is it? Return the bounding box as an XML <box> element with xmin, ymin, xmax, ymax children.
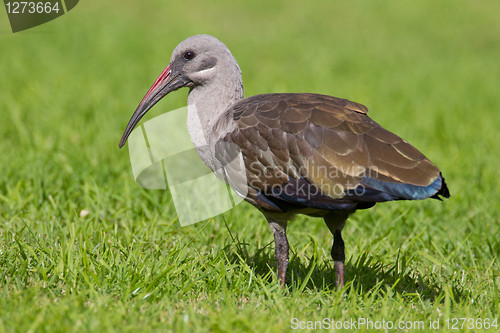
<box><xmin>119</xmin><ymin>35</ymin><xmax>450</xmax><ymax>288</ymax></box>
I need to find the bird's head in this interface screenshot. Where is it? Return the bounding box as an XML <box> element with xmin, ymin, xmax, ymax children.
<box><xmin>119</xmin><ymin>34</ymin><xmax>237</xmax><ymax>148</ymax></box>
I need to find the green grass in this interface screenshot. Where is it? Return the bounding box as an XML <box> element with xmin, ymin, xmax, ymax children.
<box><xmin>1</xmin><ymin>0</ymin><xmax>499</xmax><ymax>331</ymax></box>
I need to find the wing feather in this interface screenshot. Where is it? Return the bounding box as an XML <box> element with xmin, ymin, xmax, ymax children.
<box><xmin>213</xmin><ymin>93</ymin><xmax>446</xmax><ymax>211</ymax></box>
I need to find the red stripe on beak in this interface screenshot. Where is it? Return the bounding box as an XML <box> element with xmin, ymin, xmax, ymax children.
<box><xmin>119</xmin><ymin>64</ymin><xmax>174</xmax><ymax>148</ymax></box>
<box><xmin>137</xmin><ymin>64</ymin><xmax>172</xmax><ymax>111</ymax></box>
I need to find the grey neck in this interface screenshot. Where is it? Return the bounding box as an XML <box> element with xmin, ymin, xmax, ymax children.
<box><xmin>186</xmin><ymin>64</ymin><xmax>244</xmax><ymax>169</ymax></box>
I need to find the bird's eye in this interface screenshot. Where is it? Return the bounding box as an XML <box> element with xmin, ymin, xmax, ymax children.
<box><xmin>183</xmin><ymin>51</ymin><xmax>195</xmax><ymax>60</ymax></box>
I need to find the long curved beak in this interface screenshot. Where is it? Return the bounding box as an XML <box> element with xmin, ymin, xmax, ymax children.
<box><xmin>119</xmin><ymin>64</ymin><xmax>190</xmax><ymax>148</ymax></box>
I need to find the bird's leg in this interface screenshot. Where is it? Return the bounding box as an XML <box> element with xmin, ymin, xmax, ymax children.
<box><xmin>331</xmin><ymin>230</ymin><xmax>345</xmax><ymax>287</ymax></box>
<box><xmin>267</xmin><ymin>219</ymin><xmax>289</xmax><ymax>287</ymax></box>
<box><xmin>325</xmin><ymin>211</ymin><xmax>352</xmax><ymax>289</ymax></box>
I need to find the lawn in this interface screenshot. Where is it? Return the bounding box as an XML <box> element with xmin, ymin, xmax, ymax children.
<box><xmin>0</xmin><ymin>0</ymin><xmax>499</xmax><ymax>332</ymax></box>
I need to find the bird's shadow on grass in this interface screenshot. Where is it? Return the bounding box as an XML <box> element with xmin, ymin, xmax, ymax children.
<box><xmin>222</xmin><ymin>238</ymin><xmax>468</xmax><ymax>303</ymax></box>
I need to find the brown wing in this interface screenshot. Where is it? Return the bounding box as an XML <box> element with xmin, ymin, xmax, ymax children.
<box><xmin>212</xmin><ymin>93</ymin><xmax>445</xmax><ymax>211</ymax></box>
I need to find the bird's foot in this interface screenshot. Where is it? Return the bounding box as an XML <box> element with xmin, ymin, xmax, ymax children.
<box><xmin>279</xmin><ymin>273</ymin><xmax>286</xmax><ymax>288</ymax></box>
<box><xmin>334</xmin><ymin>260</ymin><xmax>344</xmax><ymax>289</ymax></box>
